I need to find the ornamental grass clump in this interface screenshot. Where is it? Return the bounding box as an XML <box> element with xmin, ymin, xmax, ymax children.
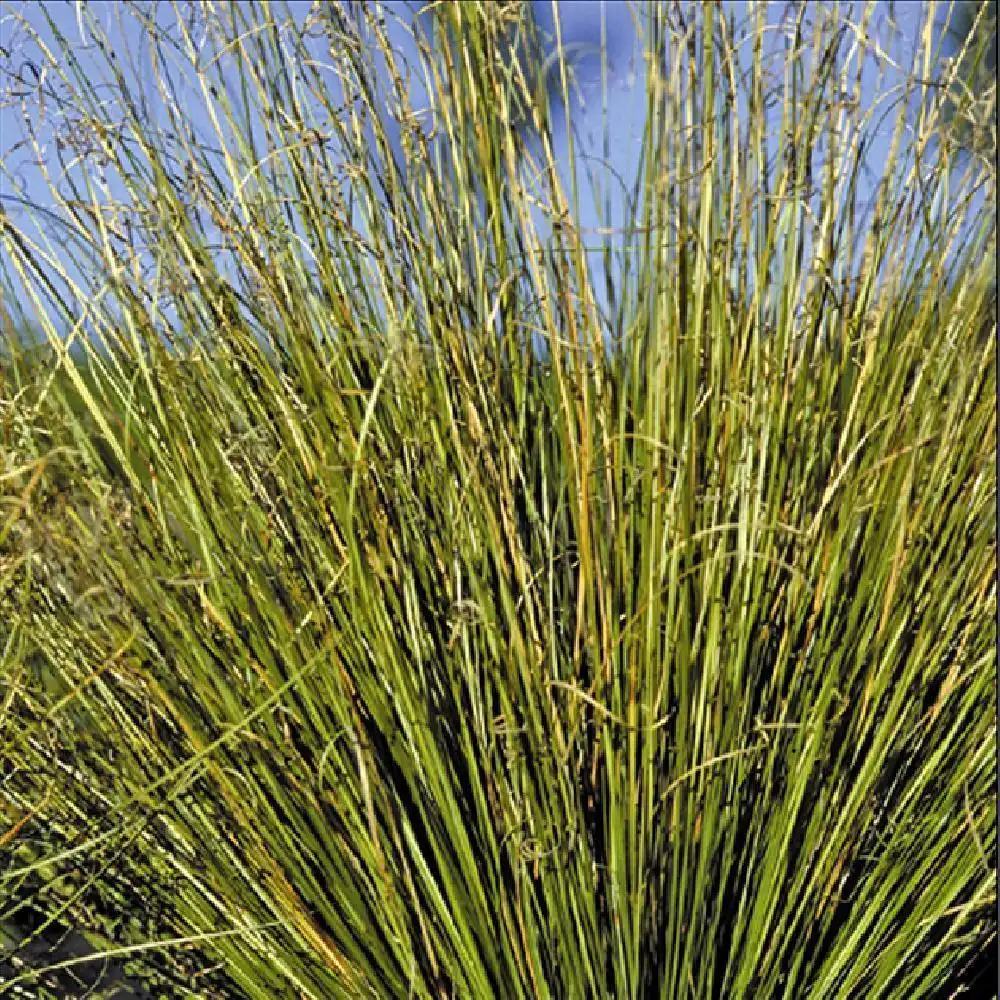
<box><xmin>0</xmin><ymin>1</ymin><xmax>995</xmax><ymax>997</ymax></box>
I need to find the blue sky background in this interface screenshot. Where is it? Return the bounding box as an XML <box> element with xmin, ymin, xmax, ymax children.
<box><xmin>0</xmin><ymin>1</ymin><xmax>979</xmax><ymax>351</ymax></box>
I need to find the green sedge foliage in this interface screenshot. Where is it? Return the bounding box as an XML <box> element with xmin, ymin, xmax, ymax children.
<box><xmin>1</xmin><ymin>1</ymin><xmax>996</xmax><ymax>997</ymax></box>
